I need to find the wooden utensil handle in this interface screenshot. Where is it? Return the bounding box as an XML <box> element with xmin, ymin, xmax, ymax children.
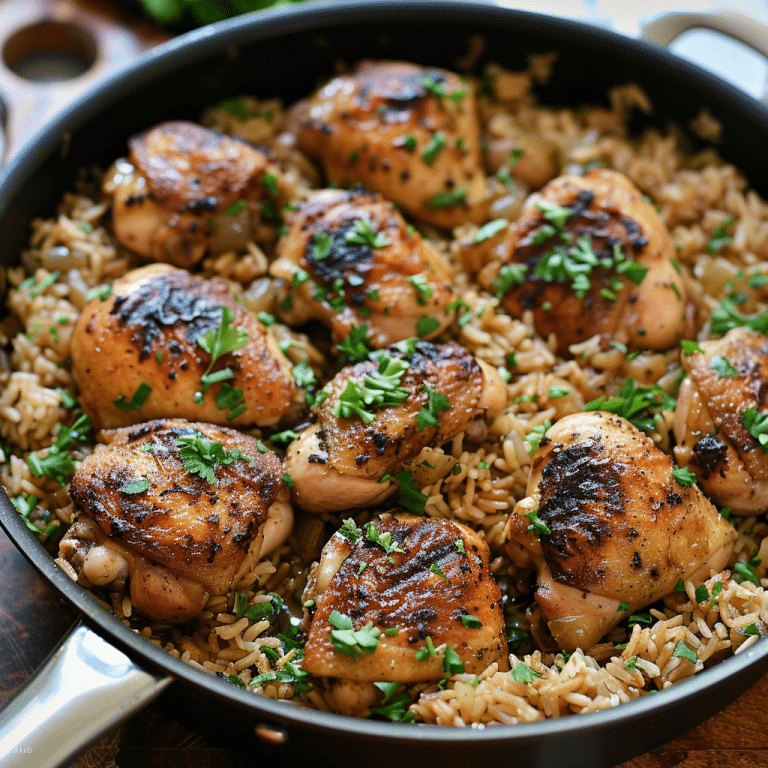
<box><xmin>0</xmin><ymin>0</ymin><xmax>168</xmax><ymax>162</ymax></box>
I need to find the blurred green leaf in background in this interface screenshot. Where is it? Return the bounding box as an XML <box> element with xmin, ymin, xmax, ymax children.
<box><xmin>134</xmin><ymin>0</ymin><xmax>311</xmax><ymax>29</ymax></box>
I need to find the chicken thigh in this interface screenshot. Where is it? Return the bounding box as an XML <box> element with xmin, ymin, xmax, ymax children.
<box><xmin>102</xmin><ymin>121</ymin><xmax>287</xmax><ymax>267</ymax></box>
<box><xmin>271</xmin><ymin>187</ymin><xmax>457</xmax><ymax>347</ymax></box>
<box><xmin>301</xmin><ymin>513</ymin><xmax>508</xmax><ymax>715</ymax></box>
<box><xmin>674</xmin><ymin>328</ymin><xmax>768</xmax><ymax>513</ymax></box>
<box><xmin>286</xmin><ymin>60</ymin><xmax>489</xmax><ymax>228</ymax></box>
<box><xmin>504</xmin><ymin>411</ymin><xmax>736</xmax><ymax>651</ymax></box>
<box><xmin>285</xmin><ymin>340</ymin><xmax>508</xmax><ymax>513</ymax></box>
<box><xmin>63</xmin><ymin>419</ymin><xmax>291</xmax><ymax>623</ymax></box>
<box><xmin>71</xmin><ymin>263</ymin><xmax>298</xmax><ymax>430</ymax></box>
<box><xmin>494</xmin><ymin>169</ymin><xmax>690</xmax><ymax>356</ymax></box>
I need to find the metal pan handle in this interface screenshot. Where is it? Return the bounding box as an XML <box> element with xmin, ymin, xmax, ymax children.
<box><xmin>640</xmin><ymin>8</ymin><xmax>768</xmax><ymax>103</ymax></box>
<box><xmin>0</xmin><ymin>618</ymin><xmax>172</xmax><ymax>768</ymax></box>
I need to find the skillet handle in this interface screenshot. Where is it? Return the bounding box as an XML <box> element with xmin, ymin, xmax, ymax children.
<box><xmin>640</xmin><ymin>8</ymin><xmax>768</xmax><ymax>103</ymax></box>
<box><xmin>0</xmin><ymin>618</ymin><xmax>173</xmax><ymax>768</ymax></box>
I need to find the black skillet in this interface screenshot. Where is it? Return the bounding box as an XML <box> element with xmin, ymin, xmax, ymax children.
<box><xmin>1</xmin><ymin>2</ymin><xmax>768</xmax><ymax>767</ymax></box>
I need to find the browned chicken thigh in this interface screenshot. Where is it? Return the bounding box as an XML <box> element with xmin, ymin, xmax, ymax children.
<box><xmin>70</xmin><ymin>264</ymin><xmax>298</xmax><ymax>431</ymax></box>
<box><xmin>62</xmin><ymin>419</ymin><xmax>291</xmax><ymax>623</ymax></box>
<box><xmin>301</xmin><ymin>513</ymin><xmax>509</xmax><ymax>715</ymax></box>
<box><xmin>286</xmin><ymin>60</ymin><xmax>489</xmax><ymax>228</ymax></box>
<box><xmin>285</xmin><ymin>340</ymin><xmax>507</xmax><ymax>513</ymax></box>
<box><xmin>493</xmin><ymin>169</ymin><xmax>690</xmax><ymax>356</ymax></box>
<box><xmin>102</xmin><ymin>120</ymin><xmax>288</xmax><ymax>267</ymax></box>
<box><xmin>504</xmin><ymin>411</ymin><xmax>736</xmax><ymax>652</ymax></box>
<box><xmin>271</xmin><ymin>187</ymin><xmax>457</xmax><ymax>347</ymax></box>
<box><xmin>674</xmin><ymin>328</ymin><xmax>768</xmax><ymax>514</ymax></box>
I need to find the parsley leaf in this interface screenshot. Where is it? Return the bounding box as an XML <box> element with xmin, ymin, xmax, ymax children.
<box><xmin>709</xmin><ymin>298</ymin><xmax>768</xmax><ymax>336</ymax></box>
<box><xmin>329</xmin><ymin>610</ymin><xmax>381</xmax><ymax>661</ymax></box>
<box><xmin>118</xmin><ymin>478</ymin><xmax>149</xmax><ymax>494</ymax></box>
<box><xmin>672</xmin><ymin>466</ymin><xmax>697</xmax><ymax>488</ymax></box>
<box><xmin>416</xmin><ymin>384</ymin><xmax>451</xmax><ymax>430</ymax></box>
<box><xmin>584</xmin><ymin>379</ymin><xmax>676</xmax><ymax>432</ymax></box>
<box><xmin>345</xmin><ymin>218</ymin><xmax>391</xmax><ymax>249</ymax></box>
<box><xmin>473</xmin><ymin>218</ymin><xmax>509</xmax><ymax>243</ymax></box>
<box><xmin>741</xmin><ymin>407</ymin><xmax>768</xmax><ymax>451</ymax></box>
<box><xmin>709</xmin><ymin>355</ymin><xmax>740</xmax><ymax>378</ymax></box>
<box><xmin>114</xmin><ymin>382</ymin><xmax>152</xmax><ymax>411</ymax></box>
<box><xmin>175</xmin><ymin>433</ymin><xmax>251</xmax><ymax>484</ymax></box>
<box><xmin>511</xmin><ymin>663</ymin><xmax>543</xmax><ymax>684</ymax></box>
<box><xmin>392</xmin><ymin>468</ymin><xmax>428</xmax><ymax>515</ymax></box>
<box><xmin>525</xmin><ymin>508</ymin><xmax>551</xmax><ymax>536</ymax></box>
<box><xmin>336</xmin><ymin>324</ymin><xmax>372</xmax><ymax>365</ymax></box>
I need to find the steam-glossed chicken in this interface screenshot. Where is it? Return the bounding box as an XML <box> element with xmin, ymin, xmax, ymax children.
<box><xmin>674</xmin><ymin>328</ymin><xmax>768</xmax><ymax>514</ymax></box>
<box><xmin>102</xmin><ymin>121</ymin><xmax>287</xmax><ymax>267</ymax></box>
<box><xmin>286</xmin><ymin>341</ymin><xmax>507</xmax><ymax>514</ymax></box>
<box><xmin>286</xmin><ymin>60</ymin><xmax>489</xmax><ymax>228</ymax></box>
<box><xmin>71</xmin><ymin>263</ymin><xmax>298</xmax><ymax>430</ymax></box>
<box><xmin>493</xmin><ymin>169</ymin><xmax>690</xmax><ymax>356</ymax></box>
<box><xmin>271</xmin><ymin>187</ymin><xmax>457</xmax><ymax>347</ymax></box>
<box><xmin>504</xmin><ymin>411</ymin><xmax>736</xmax><ymax>652</ymax></box>
<box><xmin>301</xmin><ymin>513</ymin><xmax>508</xmax><ymax>715</ymax></box>
<box><xmin>62</xmin><ymin>419</ymin><xmax>291</xmax><ymax>623</ymax></box>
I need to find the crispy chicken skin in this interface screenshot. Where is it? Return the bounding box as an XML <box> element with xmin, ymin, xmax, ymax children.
<box><xmin>301</xmin><ymin>513</ymin><xmax>508</xmax><ymax>704</ymax></box>
<box><xmin>674</xmin><ymin>328</ymin><xmax>768</xmax><ymax>513</ymax></box>
<box><xmin>494</xmin><ymin>169</ymin><xmax>690</xmax><ymax>356</ymax></box>
<box><xmin>286</xmin><ymin>341</ymin><xmax>508</xmax><ymax>513</ymax></box>
<box><xmin>505</xmin><ymin>411</ymin><xmax>736</xmax><ymax>651</ymax></box>
<box><xmin>71</xmin><ymin>263</ymin><xmax>298</xmax><ymax>430</ymax></box>
<box><xmin>65</xmin><ymin>419</ymin><xmax>290</xmax><ymax>623</ymax></box>
<box><xmin>286</xmin><ymin>60</ymin><xmax>489</xmax><ymax>228</ymax></box>
<box><xmin>102</xmin><ymin>121</ymin><xmax>287</xmax><ymax>267</ymax></box>
<box><xmin>271</xmin><ymin>187</ymin><xmax>457</xmax><ymax>347</ymax></box>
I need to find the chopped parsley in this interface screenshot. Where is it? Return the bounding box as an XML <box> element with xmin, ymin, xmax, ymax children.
<box><xmin>346</xmin><ymin>218</ymin><xmax>391</xmax><ymax>249</ymax></box>
<box><xmin>10</xmin><ymin>494</ymin><xmax>57</xmax><ymax>538</ymax></box>
<box><xmin>114</xmin><ymin>382</ymin><xmax>152</xmax><ymax>411</ymax></box>
<box><xmin>429</xmin><ymin>562</ymin><xmax>449</xmax><ymax>582</ymax></box>
<box><xmin>473</xmin><ymin>218</ymin><xmax>509</xmax><ymax>243</ymax></box>
<box><xmin>680</xmin><ymin>339</ymin><xmax>704</xmax><ymax>355</ymax></box>
<box><xmin>525</xmin><ymin>508</ymin><xmax>551</xmax><ymax>536</ymax></box>
<box><xmin>392</xmin><ymin>468</ymin><xmax>428</xmax><ymax>515</ymax></box>
<box><xmin>86</xmin><ymin>284</ymin><xmax>112</xmax><ymax>302</ymax></box>
<box><xmin>416</xmin><ymin>384</ymin><xmax>451</xmax><ymax>430</ymax></box>
<box><xmin>333</xmin><ymin>352</ymin><xmax>410</xmax><ymax>424</ymax></box>
<box><xmin>421</xmin><ymin>131</ymin><xmax>447</xmax><ymax>164</ymax></box>
<box><xmin>196</xmin><ymin>307</ymin><xmax>248</xmax><ymax>402</ymax></box>
<box><xmin>443</xmin><ymin>645</ymin><xmax>465</xmax><ymax>675</ymax></box>
<box><xmin>741</xmin><ymin>407</ymin><xmax>768</xmax><ymax>451</ymax></box>
<box><xmin>415</xmin><ymin>315</ymin><xmax>441</xmax><ymax>337</ymax></box>
<box><xmin>118</xmin><ymin>478</ymin><xmax>149</xmax><ymax>494</ymax></box>
<box><xmin>426</xmin><ymin>188</ymin><xmax>467</xmax><ymax>209</ymax></box>
<box><xmin>709</xmin><ymin>298</ymin><xmax>768</xmax><ymax>336</ymax></box>
<box><xmin>175</xmin><ymin>433</ymin><xmax>251</xmax><ymax>484</ymax></box>
<box><xmin>536</xmin><ymin>199</ymin><xmax>572</xmax><ymax>229</ymax></box>
<box><xmin>328</xmin><ymin>610</ymin><xmax>380</xmax><ymax>660</ymax></box>
<box><xmin>336</xmin><ymin>324</ymin><xmax>372</xmax><ymax>364</ymax></box>
<box><xmin>734</xmin><ymin>559</ymin><xmax>761</xmax><ymax>587</ymax></box>
<box><xmin>311</xmin><ymin>231</ymin><xmax>334</xmax><ymax>260</ymax></box>
<box><xmin>27</xmin><ymin>413</ymin><xmax>91</xmax><ymax>487</ymax></box>
<box><xmin>371</xmin><ymin>684</ymin><xmax>414</xmax><ymax>722</ymax></box>
<box><xmin>709</xmin><ymin>355</ymin><xmax>740</xmax><ymax>378</ymax></box>
<box><xmin>364</xmin><ymin>522</ymin><xmax>406</xmax><ymax>556</ymax></box>
<box><xmin>584</xmin><ymin>378</ymin><xmax>676</xmax><ymax>433</ymax></box>
<box><xmin>511</xmin><ymin>663</ymin><xmax>543</xmax><ymax>684</ymax></box>
<box><xmin>460</xmin><ymin>615</ymin><xmax>483</xmax><ymax>629</ymax></box>
<box><xmin>524</xmin><ymin>420</ymin><xmax>551</xmax><ymax>454</ymax></box>
<box><xmin>706</xmin><ymin>217</ymin><xmax>735</xmax><ymax>253</ymax></box>
<box><xmin>249</xmin><ymin>662</ymin><xmax>311</xmax><ymax>694</ymax></box>
<box><xmin>671</xmin><ymin>466</ymin><xmax>697</xmax><ymax>488</ymax></box>
<box><xmin>672</xmin><ymin>640</ymin><xmax>697</xmax><ymax>664</ymax></box>
<box><xmin>493</xmin><ymin>263</ymin><xmax>527</xmax><ymax>297</ymax></box>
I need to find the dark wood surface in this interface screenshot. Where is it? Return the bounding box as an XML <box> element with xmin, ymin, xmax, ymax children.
<box><xmin>2</xmin><ymin>1</ymin><xmax>768</xmax><ymax>766</ymax></box>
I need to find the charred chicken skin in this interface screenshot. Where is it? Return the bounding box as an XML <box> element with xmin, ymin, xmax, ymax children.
<box><xmin>286</xmin><ymin>60</ymin><xmax>489</xmax><ymax>228</ymax></box>
<box><xmin>301</xmin><ymin>513</ymin><xmax>508</xmax><ymax>714</ymax></box>
<box><xmin>286</xmin><ymin>340</ymin><xmax>507</xmax><ymax>513</ymax></box>
<box><xmin>103</xmin><ymin>120</ymin><xmax>287</xmax><ymax>267</ymax></box>
<box><xmin>64</xmin><ymin>419</ymin><xmax>291</xmax><ymax>623</ymax></box>
<box><xmin>674</xmin><ymin>328</ymin><xmax>768</xmax><ymax>514</ymax></box>
<box><xmin>272</xmin><ymin>187</ymin><xmax>457</xmax><ymax>347</ymax></box>
<box><xmin>504</xmin><ymin>411</ymin><xmax>736</xmax><ymax>651</ymax></box>
<box><xmin>494</xmin><ymin>169</ymin><xmax>690</xmax><ymax>356</ymax></box>
<box><xmin>70</xmin><ymin>263</ymin><xmax>298</xmax><ymax>430</ymax></box>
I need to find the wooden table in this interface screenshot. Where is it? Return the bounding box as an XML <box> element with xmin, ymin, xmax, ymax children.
<box><xmin>2</xmin><ymin>1</ymin><xmax>768</xmax><ymax>766</ymax></box>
